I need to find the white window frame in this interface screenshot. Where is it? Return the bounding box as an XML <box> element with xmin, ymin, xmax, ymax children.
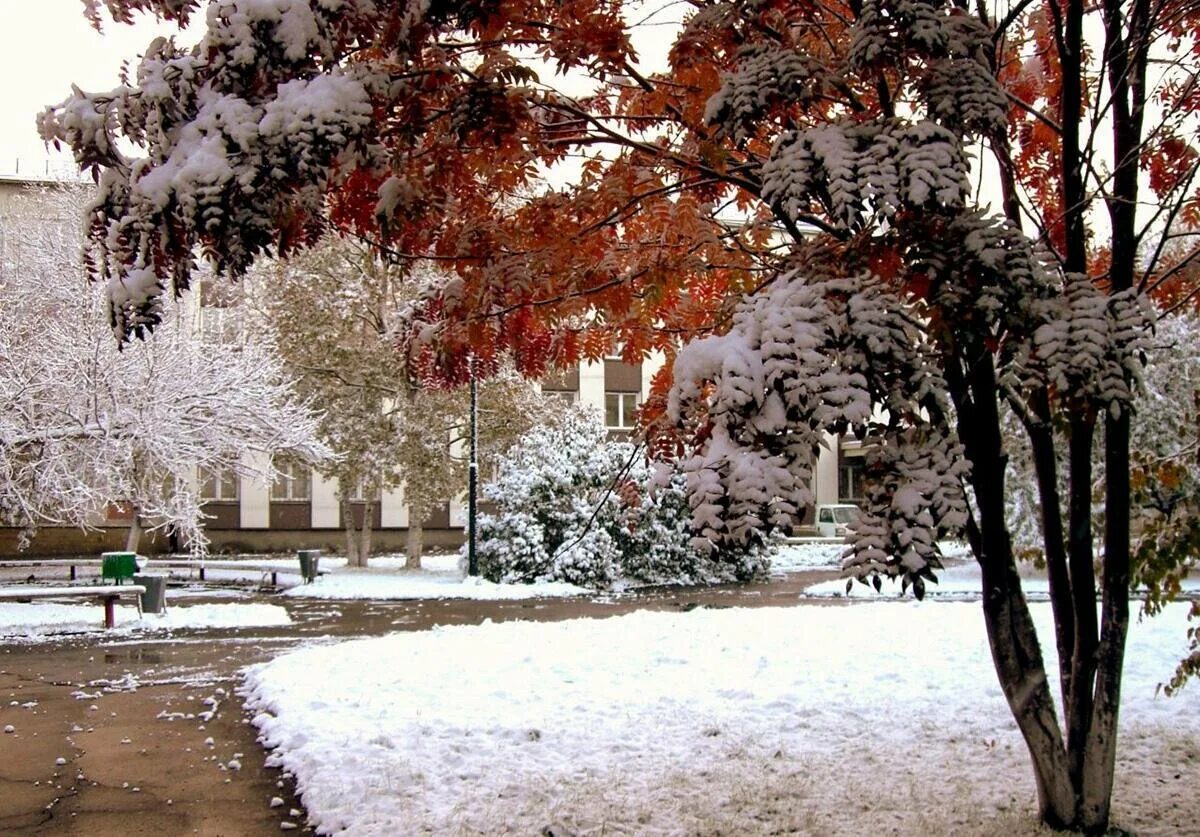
<box><xmin>272</xmin><ymin>458</ymin><xmax>312</xmax><ymax>501</ymax></box>
<box><xmin>605</xmin><ymin>391</ymin><xmax>640</xmax><ymax>429</ymax></box>
<box><xmin>199</xmin><ymin>466</ymin><xmax>240</xmax><ymax>501</ymax></box>
<box><xmin>199</xmin><ymin>306</ymin><xmax>243</xmax><ymax>345</ymax></box>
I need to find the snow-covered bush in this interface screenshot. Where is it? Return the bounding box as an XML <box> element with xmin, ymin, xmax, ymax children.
<box><xmin>473</xmin><ymin>406</ymin><xmax>765</xmax><ymax>589</ymax></box>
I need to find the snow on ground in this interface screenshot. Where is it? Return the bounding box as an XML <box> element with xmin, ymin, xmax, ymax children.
<box><xmin>770</xmin><ymin>539</ymin><xmax>972</xmax><ymax>572</ymax></box>
<box><xmin>804</xmin><ymin>560</ymin><xmax>1200</xmax><ymax>599</ymax></box>
<box><xmin>243</xmin><ymin>601</ymin><xmax>1200</xmax><ymax>836</ymax></box>
<box><xmin>281</xmin><ymin>553</ymin><xmax>590</xmax><ymax>601</ymax></box>
<box><xmin>0</xmin><ymin>602</ymin><xmax>291</xmax><ymax>640</ymax></box>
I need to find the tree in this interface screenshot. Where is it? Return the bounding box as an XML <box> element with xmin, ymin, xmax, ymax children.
<box><xmin>476</xmin><ymin>404</ymin><xmax>765</xmax><ymax>587</ymax></box>
<box><xmin>41</xmin><ymin>0</ymin><xmax>1200</xmax><ymax>830</ymax></box>
<box><xmin>0</xmin><ymin>186</ymin><xmax>327</xmax><ymax>553</ymax></box>
<box><xmin>256</xmin><ymin>235</ymin><xmax>544</xmax><ymax>567</ymax></box>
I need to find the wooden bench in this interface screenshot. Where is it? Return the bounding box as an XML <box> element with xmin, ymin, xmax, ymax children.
<box><xmin>0</xmin><ymin>559</ymin><xmax>104</xmax><ymax>581</ymax></box>
<box><xmin>0</xmin><ymin>585</ymin><xmax>147</xmax><ymax>629</ymax></box>
<box><xmin>150</xmin><ymin>560</ymin><xmax>316</xmax><ymax>587</ymax></box>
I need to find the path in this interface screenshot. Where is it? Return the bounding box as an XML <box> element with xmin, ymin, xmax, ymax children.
<box><xmin>0</xmin><ymin>570</ymin><xmax>842</xmax><ymax>834</ymax></box>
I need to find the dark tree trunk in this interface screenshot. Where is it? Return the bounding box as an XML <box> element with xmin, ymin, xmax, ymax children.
<box><xmin>1065</xmin><ymin>415</ymin><xmax>1099</xmax><ymax>790</ymax></box>
<box><xmin>1020</xmin><ymin>389</ymin><xmax>1076</xmax><ymax>707</ymax></box>
<box><xmin>946</xmin><ymin>351</ymin><xmax>1078</xmax><ymax>827</ymax></box>
<box><xmin>125</xmin><ymin>510</ymin><xmax>143</xmax><ymax>553</ymax></box>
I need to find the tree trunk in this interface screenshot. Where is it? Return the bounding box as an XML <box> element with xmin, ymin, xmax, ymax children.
<box><xmin>357</xmin><ymin>499</ymin><xmax>375</xmax><ymax>568</ymax></box>
<box><xmin>341</xmin><ymin>495</ymin><xmax>361</xmax><ymax>567</ymax></box>
<box><xmin>1022</xmin><ymin>388</ymin><xmax>1075</xmax><ymax>708</ymax></box>
<box><xmin>1080</xmin><ymin>411</ymin><xmax>1133</xmax><ymax>831</ymax></box>
<box><xmin>946</xmin><ymin>351</ymin><xmax>1078</xmax><ymax>826</ymax></box>
<box><xmin>1065</xmin><ymin>415</ymin><xmax>1099</xmax><ymax>789</ymax></box>
<box><xmin>125</xmin><ymin>511</ymin><xmax>143</xmax><ymax>553</ymax></box>
<box><xmin>1079</xmin><ymin>0</ymin><xmax>1147</xmax><ymax>825</ymax></box>
<box><xmin>405</xmin><ymin>516</ymin><xmax>424</xmax><ymax>569</ymax></box>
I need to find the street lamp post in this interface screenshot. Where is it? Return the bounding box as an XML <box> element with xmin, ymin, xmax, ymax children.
<box><xmin>467</xmin><ymin>356</ymin><xmax>479</xmax><ymax>576</ymax></box>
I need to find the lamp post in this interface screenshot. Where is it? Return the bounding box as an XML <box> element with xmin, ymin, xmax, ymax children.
<box><xmin>467</xmin><ymin>355</ymin><xmax>479</xmax><ymax>576</ymax></box>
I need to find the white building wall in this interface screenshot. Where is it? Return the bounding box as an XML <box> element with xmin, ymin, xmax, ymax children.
<box><xmin>641</xmin><ymin>351</ymin><xmax>664</xmax><ymax>397</ymax></box>
<box><xmin>311</xmin><ymin>473</ymin><xmax>339</xmax><ymax>528</ymax></box>
<box><xmin>578</xmin><ymin>359</ymin><xmax>605</xmax><ymax>413</ymax></box>
<box><xmin>381</xmin><ymin>484</ymin><xmax>410</xmax><ymax>528</ymax></box>
<box><xmin>813</xmin><ymin>434</ymin><xmax>839</xmax><ymax>506</ymax></box>
<box><xmin>240</xmin><ymin>453</ymin><xmax>271</xmax><ymax>529</ymax></box>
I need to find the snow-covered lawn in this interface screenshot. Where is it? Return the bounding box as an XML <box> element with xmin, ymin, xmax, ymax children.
<box><xmin>804</xmin><ymin>560</ymin><xmax>1200</xmax><ymax>599</ymax></box>
<box><xmin>281</xmin><ymin>553</ymin><xmax>589</xmax><ymax>600</ymax></box>
<box><xmin>243</xmin><ymin>601</ymin><xmax>1200</xmax><ymax>836</ymax></box>
<box><xmin>770</xmin><ymin>539</ymin><xmax>972</xmax><ymax>572</ymax></box>
<box><xmin>0</xmin><ymin>602</ymin><xmax>290</xmax><ymax>640</ymax></box>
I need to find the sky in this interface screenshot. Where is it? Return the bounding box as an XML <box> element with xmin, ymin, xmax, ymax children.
<box><xmin>0</xmin><ymin>1</ymin><xmax>680</xmax><ymax>180</ymax></box>
<box><xmin>0</xmin><ymin>3</ymin><xmax>182</xmax><ymax>177</ymax></box>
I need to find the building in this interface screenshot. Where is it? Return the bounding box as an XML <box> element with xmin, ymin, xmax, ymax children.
<box><xmin>0</xmin><ymin>174</ymin><xmax>852</xmax><ymax>555</ymax></box>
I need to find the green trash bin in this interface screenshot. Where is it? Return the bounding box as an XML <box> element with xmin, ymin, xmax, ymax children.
<box><xmin>132</xmin><ymin>574</ymin><xmax>167</xmax><ymax>614</ymax></box>
<box><xmin>297</xmin><ymin>549</ymin><xmax>321</xmax><ymax>583</ymax></box>
<box><xmin>101</xmin><ymin>552</ymin><xmax>140</xmax><ymax>584</ymax></box>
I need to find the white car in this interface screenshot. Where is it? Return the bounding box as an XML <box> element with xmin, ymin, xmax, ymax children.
<box><xmin>815</xmin><ymin>504</ymin><xmax>860</xmax><ymax>538</ymax></box>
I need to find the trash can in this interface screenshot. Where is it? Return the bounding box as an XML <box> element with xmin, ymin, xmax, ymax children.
<box><xmin>297</xmin><ymin>549</ymin><xmax>321</xmax><ymax>583</ymax></box>
<box><xmin>132</xmin><ymin>574</ymin><xmax>167</xmax><ymax>614</ymax></box>
<box><xmin>101</xmin><ymin>551</ymin><xmax>140</xmax><ymax>584</ymax></box>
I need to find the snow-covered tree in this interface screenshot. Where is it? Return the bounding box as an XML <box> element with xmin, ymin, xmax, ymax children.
<box><xmin>476</xmin><ymin>405</ymin><xmax>766</xmax><ymax>588</ymax></box>
<box><xmin>1006</xmin><ymin>310</ymin><xmax>1200</xmax><ymax>555</ymax></box>
<box><xmin>41</xmin><ymin>0</ymin><xmax>1200</xmax><ymax>830</ymax></box>
<box><xmin>0</xmin><ymin>186</ymin><xmax>326</xmax><ymax>553</ymax></box>
<box><xmin>257</xmin><ymin>236</ymin><xmax>545</xmax><ymax>566</ymax></box>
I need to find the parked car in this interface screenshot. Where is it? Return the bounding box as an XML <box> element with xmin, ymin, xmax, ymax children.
<box><xmin>815</xmin><ymin>504</ymin><xmax>860</xmax><ymax>538</ymax></box>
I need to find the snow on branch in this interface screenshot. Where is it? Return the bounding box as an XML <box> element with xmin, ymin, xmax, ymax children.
<box><xmin>38</xmin><ymin>0</ymin><xmax>383</xmax><ymax>340</ymax></box>
<box><xmin>0</xmin><ymin>186</ymin><xmax>328</xmax><ymax>553</ymax></box>
<box><xmin>761</xmin><ymin>120</ymin><xmax>971</xmax><ymax>231</ymax></box>
<box><xmin>1032</xmin><ymin>276</ymin><xmax>1155</xmax><ymax>417</ymax></box>
<box><xmin>668</xmin><ymin>268</ymin><xmax>968</xmax><ymax>583</ymax></box>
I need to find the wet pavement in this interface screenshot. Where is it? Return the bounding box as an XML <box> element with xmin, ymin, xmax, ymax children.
<box><xmin>0</xmin><ymin>570</ymin><xmax>843</xmax><ymax>835</ymax></box>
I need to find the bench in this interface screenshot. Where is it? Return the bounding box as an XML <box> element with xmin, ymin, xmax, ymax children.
<box><xmin>0</xmin><ymin>585</ymin><xmax>147</xmax><ymax>629</ymax></box>
<box><xmin>151</xmin><ymin>560</ymin><xmax>320</xmax><ymax>587</ymax></box>
<box><xmin>0</xmin><ymin>559</ymin><xmax>104</xmax><ymax>581</ymax></box>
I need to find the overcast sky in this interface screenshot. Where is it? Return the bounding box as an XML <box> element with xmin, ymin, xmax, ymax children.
<box><xmin>0</xmin><ymin>3</ymin><xmax>180</xmax><ymax>177</ymax></box>
<box><xmin>0</xmin><ymin>2</ymin><xmax>684</xmax><ymax>179</ymax></box>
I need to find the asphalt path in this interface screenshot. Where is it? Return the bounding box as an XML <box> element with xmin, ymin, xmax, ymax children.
<box><xmin>0</xmin><ymin>569</ymin><xmax>844</xmax><ymax>835</ymax></box>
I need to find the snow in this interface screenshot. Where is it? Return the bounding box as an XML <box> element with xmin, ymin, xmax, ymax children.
<box><xmin>805</xmin><ymin>560</ymin><xmax>1200</xmax><ymax>599</ymax></box>
<box><xmin>244</xmin><ymin>601</ymin><xmax>1200</xmax><ymax>836</ymax></box>
<box><xmin>282</xmin><ymin>555</ymin><xmax>589</xmax><ymax>601</ymax></box>
<box><xmin>0</xmin><ymin>584</ymin><xmax>145</xmax><ymax>598</ymax></box>
<box><xmin>0</xmin><ymin>602</ymin><xmax>291</xmax><ymax>640</ymax></box>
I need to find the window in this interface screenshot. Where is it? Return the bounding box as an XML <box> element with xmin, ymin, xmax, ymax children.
<box><xmin>545</xmin><ymin>389</ymin><xmax>577</xmax><ymax>408</ymax></box>
<box><xmin>272</xmin><ymin>458</ymin><xmax>312</xmax><ymax>501</ymax></box>
<box><xmin>347</xmin><ymin>478</ymin><xmax>382</xmax><ymax>503</ymax></box>
<box><xmin>605</xmin><ymin>391</ymin><xmax>639</xmax><ymax>429</ymax></box>
<box><xmin>839</xmin><ymin>456</ymin><xmax>866</xmax><ymax>503</ymax></box>
<box><xmin>199</xmin><ymin>306</ymin><xmax>242</xmax><ymax>345</ymax></box>
<box><xmin>199</xmin><ymin>467</ymin><xmax>239</xmax><ymax>501</ymax></box>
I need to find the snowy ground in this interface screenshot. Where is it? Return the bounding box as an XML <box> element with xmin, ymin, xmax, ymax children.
<box><xmin>243</xmin><ymin>601</ymin><xmax>1200</xmax><ymax>836</ymax></box>
<box><xmin>770</xmin><ymin>539</ymin><xmax>972</xmax><ymax>572</ymax></box>
<box><xmin>0</xmin><ymin>602</ymin><xmax>291</xmax><ymax>641</ymax></box>
<box><xmin>805</xmin><ymin>560</ymin><xmax>1200</xmax><ymax>599</ymax></box>
<box><xmin>281</xmin><ymin>554</ymin><xmax>590</xmax><ymax>601</ymax></box>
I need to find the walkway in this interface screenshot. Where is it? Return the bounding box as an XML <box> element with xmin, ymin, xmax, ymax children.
<box><xmin>0</xmin><ymin>571</ymin><xmax>841</xmax><ymax>834</ymax></box>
